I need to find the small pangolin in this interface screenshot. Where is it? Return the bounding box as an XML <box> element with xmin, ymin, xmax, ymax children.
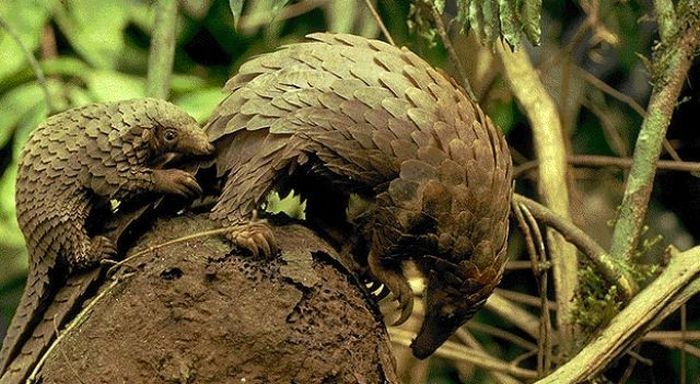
<box><xmin>0</xmin><ymin>98</ymin><xmax>213</xmax><ymax>382</ymax></box>
<box><xmin>205</xmin><ymin>33</ymin><xmax>513</xmax><ymax>358</ymax></box>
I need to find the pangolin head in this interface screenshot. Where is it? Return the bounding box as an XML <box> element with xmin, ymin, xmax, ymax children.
<box><xmin>411</xmin><ymin>241</ymin><xmax>504</xmax><ymax>360</ymax></box>
<box><xmin>140</xmin><ymin>98</ymin><xmax>215</xmax><ymax>157</ymax></box>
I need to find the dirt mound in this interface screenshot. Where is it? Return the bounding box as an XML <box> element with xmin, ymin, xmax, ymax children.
<box><xmin>36</xmin><ymin>214</ymin><xmax>397</xmax><ymax>383</ymax></box>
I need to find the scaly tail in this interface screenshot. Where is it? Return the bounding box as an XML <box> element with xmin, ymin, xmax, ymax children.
<box><xmin>0</xmin><ymin>270</ymin><xmax>102</xmax><ymax>384</ymax></box>
<box><xmin>0</xmin><ymin>257</ymin><xmax>52</xmax><ymax>376</ymax></box>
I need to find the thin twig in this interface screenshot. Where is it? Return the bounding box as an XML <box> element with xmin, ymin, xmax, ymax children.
<box><xmin>389</xmin><ymin>328</ymin><xmax>539</xmax><ymax>379</ymax></box>
<box><xmin>466</xmin><ymin>322</ymin><xmax>538</xmax><ymax>351</ymax></box>
<box><xmin>619</xmin><ymin>347</ymin><xmax>641</xmax><ymax>384</ymax></box>
<box><xmin>0</xmin><ymin>15</ymin><xmax>56</xmax><ymax>113</ymax></box>
<box><xmin>484</xmin><ymin>292</ymin><xmax>542</xmax><ymax>340</ymax></box>
<box><xmin>514</xmin><ymin>194</ymin><xmax>638</xmax><ymax>299</ymax></box>
<box><xmin>428</xmin><ymin>3</ymin><xmax>477</xmax><ymax>101</ymax></box>
<box><xmin>53</xmin><ymin>318</ymin><xmax>86</xmax><ymax>384</ymax></box>
<box><xmin>146</xmin><ymin>0</ymin><xmax>178</xmax><ymax>99</ymax></box>
<box><xmin>494</xmin><ymin>289</ymin><xmax>557</xmax><ymax>310</ymax></box>
<box><xmin>513</xmin><ymin>154</ymin><xmax>700</xmax><ymax>178</ymax></box>
<box><xmin>582</xmin><ymin>98</ymin><xmax>629</xmax><ymax>156</ymax></box>
<box><xmin>644</xmin><ymin>331</ymin><xmax>700</xmax><ymax>341</ymax></box>
<box><xmin>578</xmin><ymin>66</ymin><xmax>647</xmax><ymax>117</ymax></box>
<box><xmin>29</xmin><ymin>278</ymin><xmax>122</xmax><ymax>382</ymax></box>
<box><xmin>681</xmin><ymin>304</ymin><xmax>687</xmax><ymax>384</ymax></box>
<box><xmin>522</xmin><ymin>205</ymin><xmax>553</xmax><ymax>374</ymax></box>
<box><xmin>655</xmin><ymin>339</ymin><xmax>700</xmax><ymax>360</ymax></box>
<box><xmin>105</xmin><ymin>226</ymin><xmax>234</xmax><ymax>275</ymax></box>
<box><xmin>626</xmin><ymin>350</ymin><xmax>654</xmax><ymax>366</ymax></box>
<box><xmin>506</xmin><ymin>260</ymin><xmax>546</xmax><ymax>270</ymax></box>
<box><xmin>453</xmin><ymin>329</ymin><xmax>520</xmax><ymax>384</ymax></box>
<box><xmin>511</xmin><ymin>349</ymin><xmax>538</xmax><ymax>368</ymax></box>
<box><xmin>512</xmin><ymin>201</ymin><xmax>546</xmax><ymax>376</ymax></box>
<box><xmin>578</xmin><ymin>66</ymin><xmax>683</xmax><ymax>162</ymax></box>
<box><xmin>362</xmin><ymin>0</ymin><xmax>394</xmax><ymax>46</ymax></box>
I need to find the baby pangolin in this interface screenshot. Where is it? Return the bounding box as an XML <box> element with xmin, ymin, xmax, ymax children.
<box><xmin>0</xmin><ymin>98</ymin><xmax>214</xmax><ymax>380</ymax></box>
<box><xmin>206</xmin><ymin>33</ymin><xmax>513</xmax><ymax>358</ymax></box>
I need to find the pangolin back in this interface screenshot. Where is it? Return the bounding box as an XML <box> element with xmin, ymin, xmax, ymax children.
<box><xmin>206</xmin><ymin>33</ymin><xmax>512</xmax><ymax>355</ymax></box>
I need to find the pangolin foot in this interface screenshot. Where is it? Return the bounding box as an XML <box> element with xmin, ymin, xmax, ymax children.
<box><xmin>224</xmin><ymin>220</ymin><xmax>277</xmax><ymax>258</ymax></box>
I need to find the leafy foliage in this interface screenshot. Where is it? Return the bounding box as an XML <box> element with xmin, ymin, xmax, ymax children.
<box><xmin>457</xmin><ymin>0</ymin><xmax>542</xmax><ymax>48</ymax></box>
<box><xmin>410</xmin><ymin>0</ymin><xmax>542</xmax><ymax>49</ymax></box>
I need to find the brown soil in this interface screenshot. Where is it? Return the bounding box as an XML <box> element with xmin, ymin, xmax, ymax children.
<box><xmin>37</xmin><ymin>214</ymin><xmax>398</xmax><ymax>383</ymax></box>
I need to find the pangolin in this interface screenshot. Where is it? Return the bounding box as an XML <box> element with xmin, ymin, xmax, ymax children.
<box><xmin>205</xmin><ymin>33</ymin><xmax>513</xmax><ymax>359</ymax></box>
<box><xmin>0</xmin><ymin>98</ymin><xmax>214</xmax><ymax>382</ymax></box>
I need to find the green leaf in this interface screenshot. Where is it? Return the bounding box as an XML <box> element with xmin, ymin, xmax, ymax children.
<box><xmin>0</xmin><ymin>0</ymin><xmax>51</xmax><ymax>81</ymax></box>
<box><xmin>0</xmin><ymin>83</ymin><xmax>45</xmax><ymax>150</ymax></box>
<box><xmin>13</xmin><ymin>102</ymin><xmax>48</xmax><ymax>160</ymax></box>
<box><xmin>432</xmin><ymin>0</ymin><xmax>445</xmax><ymax>14</ymax></box>
<box><xmin>481</xmin><ymin>0</ymin><xmax>499</xmax><ymax>46</ymax></box>
<box><xmin>498</xmin><ymin>0</ymin><xmax>521</xmax><ymax>49</ymax></box>
<box><xmin>53</xmin><ymin>0</ymin><xmax>130</xmax><ymax>69</ymax></box>
<box><xmin>173</xmin><ymin>87</ymin><xmax>225</xmax><ymax>123</ymax></box>
<box><xmin>272</xmin><ymin>0</ymin><xmax>290</xmax><ymax>12</ymax></box>
<box><xmin>456</xmin><ymin>0</ymin><xmax>541</xmax><ymax>48</ymax></box>
<box><xmin>229</xmin><ymin>0</ymin><xmax>243</xmax><ymax>28</ymax></box>
<box><xmin>0</xmin><ymin>164</ymin><xmax>18</xmax><ymax>224</ymax></box>
<box><xmin>87</xmin><ymin>70</ymin><xmax>145</xmax><ymax>102</ymax></box>
<box><xmin>522</xmin><ymin>0</ymin><xmax>542</xmax><ymax>45</ymax></box>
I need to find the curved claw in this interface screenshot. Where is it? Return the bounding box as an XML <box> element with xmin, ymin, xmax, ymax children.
<box><xmin>224</xmin><ymin>220</ymin><xmax>278</xmax><ymax>258</ymax></box>
<box><xmin>391</xmin><ymin>279</ymin><xmax>414</xmax><ymax>326</ymax></box>
<box><xmin>368</xmin><ymin>251</ymin><xmax>414</xmax><ymax>326</ymax></box>
<box><xmin>369</xmin><ymin>284</ymin><xmax>391</xmax><ymax>300</ymax></box>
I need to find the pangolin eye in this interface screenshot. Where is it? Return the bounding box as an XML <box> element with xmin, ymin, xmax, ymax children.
<box><xmin>163</xmin><ymin>129</ymin><xmax>178</xmax><ymax>143</ymax></box>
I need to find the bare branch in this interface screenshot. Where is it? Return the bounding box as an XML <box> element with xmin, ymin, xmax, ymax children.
<box><xmin>514</xmin><ymin>154</ymin><xmax>700</xmax><ymax>178</ymax></box>
<box><xmin>609</xmin><ymin>13</ymin><xmax>700</xmax><ymax>263</ymax></box>
<box><xmin>497</xmin><ymin>43</ymin><xmax>579</xmax><ymax>355</ymax></box>
<box><xmin>536</xmin><ymin>246</ymin><xmax>700</xmax><ymax>383</ymax></box>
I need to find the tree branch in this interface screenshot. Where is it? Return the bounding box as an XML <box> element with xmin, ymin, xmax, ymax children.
<box><xmin>536</xmin><ymin>246</ymin><xmax>700</xmax><ymax>383</ymax></box>
<box><xmin>389</xmin><ymin>328</ymin><xmax>538</xmax><ymax>379</ymax></box>
<box><xmin>513</xmin><ymin>154</ymin><xmax>700</xmax><ymax>178</ymax></box>
<box><xmin>146</xmin><ymin>0</ymin><xmax>178</xmax><ymax>99</ymax></box>
<box><xmin>513</xmin><ymin>194</ymin><xmax>638</xmax><ymax>300</ymax></box>
<box><xmin>654</xmin><ymin>0</ymin><xmax>677</xmax><ymax>42</ymax></box>
<box><xmin>608</xmin><ymin>11</ymin><xmax>700</xmax><ymax>263</ymax></box>
<box><xmin>496</xmin><ymin>44</ymin><xmax>579</xmax><ymax>354</ymax></box>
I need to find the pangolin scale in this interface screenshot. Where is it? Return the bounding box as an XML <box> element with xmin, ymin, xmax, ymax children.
<box><xmin>205</xmin><ymin>32</ymin><xmax>513</xmax><ymax>359</ymax></box>
<box><xmin>0</xmin><ymin>98</ymin><xmax>213</xmax><ymax>383</ymax></box>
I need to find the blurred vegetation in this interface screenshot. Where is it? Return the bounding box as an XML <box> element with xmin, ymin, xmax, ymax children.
<box><xmin>1</xmin><ymin>0</ymin><xmax>699</xmax><ymax>383</ymax></box>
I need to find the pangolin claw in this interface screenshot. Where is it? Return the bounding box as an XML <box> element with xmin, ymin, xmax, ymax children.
<box><xmin>368</xmin><ymin>251</ymin><xmax>414</xmax><ymax>326</ymax></box>
<box><xmin>225</xmin><ymin>220</ymin><xmax>278</xmax><ymax>258</ymax></box>
<box><xmin>391</xmin><ymin>280</ymin><xmax>414</xmax><ymax>326</ymax></box>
